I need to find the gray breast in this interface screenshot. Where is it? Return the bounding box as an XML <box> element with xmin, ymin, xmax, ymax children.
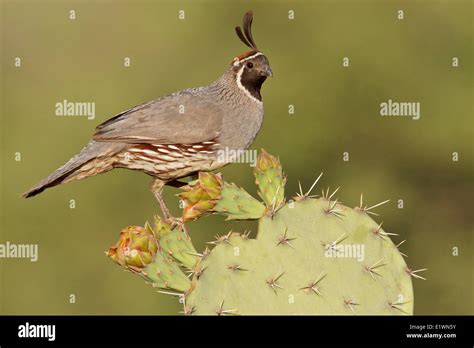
<box><xmin>217</xmin><ymin>93</ymin><xmax>264</xmax><ymax>152</ymax></box>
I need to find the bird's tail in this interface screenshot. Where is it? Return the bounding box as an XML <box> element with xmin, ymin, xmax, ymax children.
<box><xmin>22</xmin><ymin>141</ymin><xmax>115</xmax><ymax>198</ymax></box>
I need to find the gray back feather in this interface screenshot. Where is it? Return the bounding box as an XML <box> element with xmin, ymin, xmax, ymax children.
<box><xmin>93</xmin><ymin>89</ymin><xmax>223</xmax><ymax>144</ymax></box>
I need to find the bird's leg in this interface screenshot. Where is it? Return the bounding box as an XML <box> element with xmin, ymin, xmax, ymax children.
<box><xmin>150</xmin><ymin>178</ymin><xmax>184</xmax><ymax>230</ymax></box>
<box><xmin>150</xmin><ymin>178</ymin><xmax>174</xmax><ymax>222</ymax></box>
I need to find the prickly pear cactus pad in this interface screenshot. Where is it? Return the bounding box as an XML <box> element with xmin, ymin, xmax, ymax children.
<box><xmin>186</xmin><ymin>201</ymin><xmax>413</xmax><ymax>315</ymax></box>
<box><xmin>107</xmin><ymin>150</ymin><xmax>424</xmax><ymax>315</ymax></box>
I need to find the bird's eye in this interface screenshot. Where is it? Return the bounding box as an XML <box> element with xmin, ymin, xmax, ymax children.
<box><xmin>246</xmin><ymin>62</ymin><xmax>254</xmax><ymax>69</ymax></box>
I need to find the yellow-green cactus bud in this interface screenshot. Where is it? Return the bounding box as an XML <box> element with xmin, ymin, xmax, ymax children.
<box><xmin>255</xmin><ymin>148</ymin><xmax>280</xmax><ymax>174</ymax></box>
<box><xmin>178</xmin><ymin>172</ymin><xmax>223</xmax><ymax>221</ymax></box>
<box><xmin>107</xmin><ymin>225</ymin><xmax>158</xmax><ymax>270</ymax></box>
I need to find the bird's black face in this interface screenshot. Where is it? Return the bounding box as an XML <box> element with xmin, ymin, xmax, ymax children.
<box><xmin>232</xmin><ymin>52</ymin><xmax>272</xmax><ymax>102</ymax></box>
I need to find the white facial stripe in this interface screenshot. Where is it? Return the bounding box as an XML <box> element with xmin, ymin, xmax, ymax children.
<box><xmin>236</xmin><ymin>65</ymin><xmax>262</xmax><ymax>104</ymax></box>
<box><xmin>232</xmin><ymin>52</ymin><xmax>264</xmax><ymax>67</ymax></box>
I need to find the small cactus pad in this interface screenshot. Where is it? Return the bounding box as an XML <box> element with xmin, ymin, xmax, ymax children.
<box><xmin>153</xmin><ymin>217</ymin><xmax>199</xmax><ymax>269</ymax></box>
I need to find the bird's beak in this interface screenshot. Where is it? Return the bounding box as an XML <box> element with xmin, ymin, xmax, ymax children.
<box><xmin>265</xmin><ymin>67</ymin><xmax>273</xmax><ymax>77</ymax></box>
<box><xmin>259</xmin><ymin>66</ymin><xmax>273</xmax><ymax>77</ymax></box>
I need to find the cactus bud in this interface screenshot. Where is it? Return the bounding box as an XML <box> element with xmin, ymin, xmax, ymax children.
<box><xmin>255</xmin><ymin>148</ymin><xmax>280</xmax><ymax>174</ymax></box>
<box><xmin>178</xmin><ymin>172</ymin><xmax>223</xmax><ymax>221</ymax></box>
<box><xmin>107</xmin><ymin>225</ymin><xmax>158</xmax><ymax>269</ymax></box>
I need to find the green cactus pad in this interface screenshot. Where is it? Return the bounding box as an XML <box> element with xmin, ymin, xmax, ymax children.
<box><xmin>185</xmin><ymin>199</ymin><xmax>413</xmax><ymax>315</ymax></box>
<box><xmin>214</xmin><ymin>182</ymin><xmax>266</xmax><ymax>220</ymax></box>
<box><xmin>141</xmin><ymin>251</ymin><xmax>191</xmax><ymax>293</ymax></box>
<box><xmin>153</xmin><ymin>217</ymin><xmax>199</xmax><ymax>269</ymax></box>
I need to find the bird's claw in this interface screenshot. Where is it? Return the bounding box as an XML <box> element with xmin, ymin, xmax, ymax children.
<box><xmin>166</xmin><ymin>216</ymin><xmax>186</xmax><ymax>231</ymax></box>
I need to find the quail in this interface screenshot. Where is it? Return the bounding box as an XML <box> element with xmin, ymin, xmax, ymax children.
<box><xmin>23</xmin><ymin>11</ymin><xmax>272</xmax><ymax>224</ymax></box>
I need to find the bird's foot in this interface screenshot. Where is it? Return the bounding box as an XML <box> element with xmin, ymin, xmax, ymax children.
<box><xmin>166</xmin><ymin>216</ymin><xmax>189</xmax><ymax>236</ymax></box>
<box><xmin>166</xmin><ymin>216</ymin><xmax>183</xmax><ymax>229</ymax></box>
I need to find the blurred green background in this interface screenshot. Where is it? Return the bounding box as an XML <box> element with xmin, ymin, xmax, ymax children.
<box><xmin>0</xmin><ymin>0</ymin><xmax>472</xmax><ymax>315</ymax></box>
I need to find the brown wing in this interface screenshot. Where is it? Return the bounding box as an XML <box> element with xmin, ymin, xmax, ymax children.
<box><xmin>93</xmin><ymin>92</ymin><xmax>223</xmax><ymax>144</ymax></box>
